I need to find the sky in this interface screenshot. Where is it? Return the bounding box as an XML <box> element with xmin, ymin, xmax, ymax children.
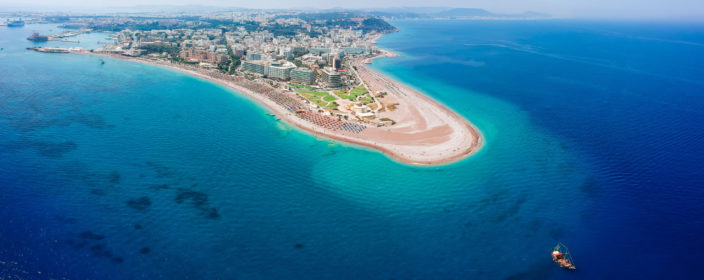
<box><xmin>1</xmin><ymin>0</ymin><xmax>704</xmax><ymax>20</ymax></box>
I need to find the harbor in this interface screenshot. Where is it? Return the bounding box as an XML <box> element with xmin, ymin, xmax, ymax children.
<box><xmin>46</xmin><ymin>29</ymin><xmax>91</xmax><ymax>43</ymax></box>
<box><xmin>25</xmin><ymin>29</ymin><xmax>91</xmax><ymax>43</ymax></box>
<box><xmin>27</xmin><ymin>33</ymin><xmax>80</xmax><ymax>43</ymax></box>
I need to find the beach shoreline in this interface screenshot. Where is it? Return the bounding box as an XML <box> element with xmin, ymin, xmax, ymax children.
<box><xmin>72</xmin><ymin>35</ymin><xmax>483</xmax><ymax>166</ymax></box>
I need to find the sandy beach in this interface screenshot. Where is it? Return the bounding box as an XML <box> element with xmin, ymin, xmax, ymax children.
<box><xmin>73</xmin><ymin>41</ymin><xmax>483</xmax><ymax>166</ymax></box>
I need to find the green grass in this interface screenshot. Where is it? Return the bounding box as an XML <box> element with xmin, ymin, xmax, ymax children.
<box><xmin>288</xmin><ymin>83</ymin><xmax>315</xmax><ymax>90</ymax></box>
<box><xmin>299</xmin><ymin>89</ymin><xmax>338</xmax><ymax>109</ymax></box>
<box><xmin>325</xmin><ymin>102</ymin><xmax>339</xmax><ymax>109</ymax></box>
<box><xmin>337</xmin><ymin>85</ymin><xmax>373</xmax><ymax>103</ymax></box>
<box><xmin>350</xmin><ymin>85</ymin><xmax>368</xmax><ymax>95</ymax></box>
<box><xmin>359</xmin><ymin>97</ymin><xmax>374</xmax><ymax>105</ymax></box>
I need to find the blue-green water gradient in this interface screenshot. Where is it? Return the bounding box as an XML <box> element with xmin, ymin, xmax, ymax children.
<box><xmin>1</xmin><ymin>21</ymin><xmax>702</xmax><ymax>279</ymax></box>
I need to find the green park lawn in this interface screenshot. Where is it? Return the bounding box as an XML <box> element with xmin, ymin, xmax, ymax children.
<box><xmin>336</xmin><ymin>85</ymin><xmax>374</xmax><ymax>104</ymax></box>
<box><xmin>297</xmin><ymin>89</ymin><xmax>338</xmax><ymax>109</ymax></box>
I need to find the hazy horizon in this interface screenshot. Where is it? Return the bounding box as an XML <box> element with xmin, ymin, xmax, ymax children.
<box><xmin>1</xmin><ymin>0</ymin><xmax>704</xmax><ymax>21</ymax></box>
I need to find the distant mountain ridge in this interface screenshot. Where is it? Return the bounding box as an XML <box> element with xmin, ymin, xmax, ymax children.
<box><xmin>435</xmin><ymin>8</ymin><xmax>495</xmax><ymax>17</ymax></box>
<box><xmin>0</xmin><ymin>5</ymin><xmax>549</xmax><ymax>20</ymax></box>
<box><xmin>356</xmin><ymin>7</ymin><xmax>551</xmax><ymax>19</ymax></box>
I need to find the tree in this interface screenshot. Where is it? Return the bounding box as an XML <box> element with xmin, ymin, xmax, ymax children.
<box><xmin>292</xmin><ymin>48</ymin><xmax>308</xmax><ymax>58</ymax></box>
<box><xmin>139</xmin><ymin>43</ymin><xmax>179</xmax><ymax>56</ymax></box>
<box><xmin>292</xmin><ymin>59</ymin><xmax>305</xmax><ymax>68</ymax></box>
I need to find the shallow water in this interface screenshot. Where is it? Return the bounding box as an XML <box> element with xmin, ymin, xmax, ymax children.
<box><xmin>1</xmin><ymin>21</ymin><xmax>702</xmax><ymax>279</ymax></box>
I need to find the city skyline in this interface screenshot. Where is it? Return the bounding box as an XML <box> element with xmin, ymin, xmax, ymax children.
<box><xmin>2</xmin><ymin>0</ymin><xmax>704</xmax><ymax>21</ymax></box>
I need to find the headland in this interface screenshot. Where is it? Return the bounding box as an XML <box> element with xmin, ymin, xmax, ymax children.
<box><xmin>24</xmin><ymin>11</ymin><xmax>483</xmax><ymax>166</ymax></box>
<box><xmin>63</xmin><ymin>33</ymin><xmax>482</xmax><ymax>165</ymax></box>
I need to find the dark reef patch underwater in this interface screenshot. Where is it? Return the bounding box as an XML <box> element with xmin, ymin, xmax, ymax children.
<box><xmin>126</xmin><ymin>196</ymin><xmax>152</xmax><ymax>211</ymax></box>
<box><xmin>1</xmin><ymin>21</ymin><xmax>703</xmax><ymax>279</ymax></box>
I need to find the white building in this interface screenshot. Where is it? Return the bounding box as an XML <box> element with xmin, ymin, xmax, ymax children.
<box><xmin>322</xmin><ymin>68</ymin><xmax>341</xmax><ymax>88</ymax></box>
<box><xmin>291</xmin><ymin>68</ymin><xmax>314</xmax><ymax>84</ymax></box>
<box><xmin>266</xmin><ymin>62</ymin><xmax>296</xmax><ymax>80</ymax></box>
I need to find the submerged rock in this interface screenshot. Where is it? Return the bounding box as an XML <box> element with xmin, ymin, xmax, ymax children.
<box><xmin>205</xmin><ymin>207</ymin><xmax>220</xmax><ymax>219</ymax></box>
<box><xmin>78</xmin><ymin>231</ymin><xmax>105</xmax><ymax>240</ymax></box>
<box><xmin>175</xmin><ymin>189</ymin><xmax>208</xmax><ymax>207</ymax></box>
<box><xmin>109</xmin><ymin>171</ymin><xmax>121</xmax><ymax>185</ymax></box>
<box><xmin>126</xmin><ymin>196</ymin><xmax>152</xmax><ymax>211</ymax></box>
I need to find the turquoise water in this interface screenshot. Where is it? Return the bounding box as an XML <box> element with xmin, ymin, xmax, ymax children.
<box><xmin>1</xmin><ymin>21</ymin><xmax>703</xmax><ymax>279</ymax></box>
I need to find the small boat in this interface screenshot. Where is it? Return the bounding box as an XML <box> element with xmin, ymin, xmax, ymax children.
<box><xmin>552</xmin><ymin>242</ymin><xmax>576</xmax><ymax>270</ymax></box>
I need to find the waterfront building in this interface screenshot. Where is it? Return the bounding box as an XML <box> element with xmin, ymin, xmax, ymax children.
<box><xmin>291</xmin><ymin>68</ymin><xmax>314</xmax><ymax>84</ymax></box>
<box><xmin>179</xmin><ymin>48</ymin><xmax>227</xmax><ymax>64</ymax></box>
<box><xmin>322</xmin><ymin>68</ymin><xmax>341</xmax><ymax>88</ymax></box>
<box><xmin>242</xmin><ymin>61</ymin><xmax>267</xmax><ymax>75</ymax></box>
<box><xmin>266</xmin><ymin>62</ymin><xmax>296</xmax><ymax>80</ymax></box>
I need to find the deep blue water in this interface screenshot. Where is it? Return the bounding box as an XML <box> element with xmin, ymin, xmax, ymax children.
<box><xmin>1</xmin><ymin>21</ymin><xmax>703</xmax><ymax>279</ymax></box>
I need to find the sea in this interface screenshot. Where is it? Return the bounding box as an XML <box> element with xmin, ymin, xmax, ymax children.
<box><xmin>1</xmin><ymin>20</ymin><xmax>703</xmax><ymax>279</ymax></box>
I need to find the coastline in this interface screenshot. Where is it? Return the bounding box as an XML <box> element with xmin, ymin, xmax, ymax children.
<box><xmin>71</xmin><ymin>35</ymin><xmax>483</xmax><ymax>166</ymax></box>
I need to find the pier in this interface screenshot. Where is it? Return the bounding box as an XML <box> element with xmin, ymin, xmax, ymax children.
<box><xmin>48</xmin><ymin>37</ymin><xmax>80</xmax><ymax>43</ymax></box>
<box><xmin>44</xmin><ymin>29</ymin><xmax>91</xmax><ymax>43</ymax></box>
